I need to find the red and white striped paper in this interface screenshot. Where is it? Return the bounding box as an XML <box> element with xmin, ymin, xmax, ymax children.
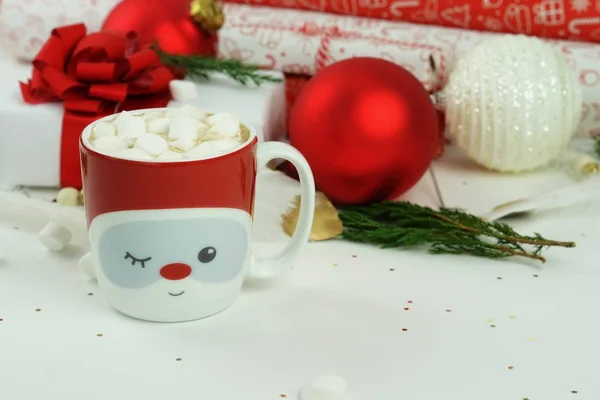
<box><xmin>224</xmin><ymin>0</ymin><xmax>600</xmax><ymax>44</ymax></box>
<box><xmin>219</xmin><ymin>4</ymin><xmax>600</xmax><ymax>138</ymax></box>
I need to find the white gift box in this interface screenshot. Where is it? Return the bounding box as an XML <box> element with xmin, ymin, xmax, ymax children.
<box><xmin>0</xmin><ymin>55</ymin><xmax>286</xmax><ymax>189</ymax></box>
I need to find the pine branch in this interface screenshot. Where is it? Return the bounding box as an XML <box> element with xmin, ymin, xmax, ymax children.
<box><xmin>338</xmin><ymin>202</ymin><xmax>575</xmax><ymax>263</ymax></box>
<box><xmin>595</xmin><ymin>134</ymin><xmax>600</xmax><ymax>158</ymax></box>
<box><xmin>154</xmin><ymin>48</ymin><xmax>282</xmax><ymax>86</ymax></box>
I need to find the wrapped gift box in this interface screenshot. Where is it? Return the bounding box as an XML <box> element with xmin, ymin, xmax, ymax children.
<box><xmin>0</xmin><ymin>55</ymin><xmax>286</xmax><ymax>189</ymax></box>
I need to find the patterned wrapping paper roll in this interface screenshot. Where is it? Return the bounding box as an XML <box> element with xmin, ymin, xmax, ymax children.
<box><xmin>220</xmin><ymin>5</ymin><xmax>450</xmax><ymax>91</ymax></box>
<box><xmin>0</xmin><ymin>0</ymin><xmax>121</xmax><ymax>61</ymax></box>
<box><xmin>224</xmin><ymin>0</ymin><xmax>600</xmax><ymax>44</ymax></box>
<box><xmin>219</xmin><ymin>4</ymin><xmax>600</xmax><ymax>138</ymax></box>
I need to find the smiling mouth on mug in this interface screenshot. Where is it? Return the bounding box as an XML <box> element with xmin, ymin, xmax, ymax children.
<box><xmin>168</xmin><ymin>291</ymin><xmax>185</xmax><ymax>297</ymax></box>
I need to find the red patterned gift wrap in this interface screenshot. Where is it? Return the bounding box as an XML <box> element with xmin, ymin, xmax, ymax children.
<box><xmin>224</xmin><ymin>0</ymin><xmax>600</xmax><ymax>43</ymax></box>
<box><xmin>220</xmin><ymin>4</ymin><xmax>600</xmax><ymax>139</ymax></box>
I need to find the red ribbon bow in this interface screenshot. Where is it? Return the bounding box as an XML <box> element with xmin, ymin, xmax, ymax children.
<box><xmin>20</xmin><ymin>23</ymin><xmax>174</xmax><ymax>188</ymax></box>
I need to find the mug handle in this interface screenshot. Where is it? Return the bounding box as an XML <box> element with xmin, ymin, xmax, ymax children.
<box><xmin>250</xmin><ymin>141</ymin><xmax>316</xmax><ymax>278</ymax></box>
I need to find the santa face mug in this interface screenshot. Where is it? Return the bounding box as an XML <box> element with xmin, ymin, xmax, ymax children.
<box><xmin>79</xmin><ymin>108</ymin><xmax>315</xmax><ymax>322</ymax></box>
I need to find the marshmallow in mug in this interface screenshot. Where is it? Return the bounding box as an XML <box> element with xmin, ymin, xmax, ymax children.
<box><xmin>89</xmin><ymin>106</ymin><xmax>248</xmax><ymax>161</ymax></box>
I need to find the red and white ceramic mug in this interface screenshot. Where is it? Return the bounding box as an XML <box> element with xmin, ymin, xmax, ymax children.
<box><xmin>79</xmin><ymin>108</ymin><xmax>315</xmax><ymax>322</ymax></box>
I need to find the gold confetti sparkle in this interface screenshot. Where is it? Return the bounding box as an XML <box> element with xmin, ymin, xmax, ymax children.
<box><xmin>280</xmin><ymin>395</ymin><xmax>287</xmax><ymax>399</ymax></box>
<box><xmin>332</xmin><ymin>263</ymin><xmax>338</xmax><ymax>267</ymax></box>
<box><xmin>509</xmin><ymin>315</ymin><xmax>516</xmax><ymax>319</ymax></box>
<box><xmin>508</xmin><ymin>366</ymin><xmax>514</xmax><ymax>370</ymax></box>
<box><xmin>487</xmin><ymin>318</ymin><xmax>494</xmax><ymax>322</ymax></box>
<box><xmin>528</xmin><ymin>337</ymin><xmax>536</xmax><ymax>341</ymax></box>
<box><xmin>96</xmin><ymin>333</ymin><xmax>103</xmax><ymax>337</ymax></box>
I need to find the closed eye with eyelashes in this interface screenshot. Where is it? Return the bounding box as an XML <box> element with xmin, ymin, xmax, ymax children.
<box><xmin>124</xmin><ymin>252</ymin><xmax>152</xmax><ymax>268</ymax></box>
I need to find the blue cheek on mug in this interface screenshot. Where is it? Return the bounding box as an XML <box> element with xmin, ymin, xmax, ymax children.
<box><xmin>97</xmin><ymin>217</ymin><xmax>249</xmax><ymax>289</ymax></box>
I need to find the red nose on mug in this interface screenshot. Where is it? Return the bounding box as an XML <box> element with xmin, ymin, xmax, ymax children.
<box><xmin>160</xmin><ymin>263</ymin><xmax>192</xmax><ymax>280</ymax></box>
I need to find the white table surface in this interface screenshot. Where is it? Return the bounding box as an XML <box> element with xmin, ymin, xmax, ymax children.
<box><xmin>1</xmin><ymin>144</ymin><xmax>599</xmax><ymax>400</ymax></box>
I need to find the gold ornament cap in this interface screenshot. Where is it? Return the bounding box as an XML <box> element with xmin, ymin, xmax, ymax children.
<box><xmin>190</xmin><ymin>0</ymin><xmax>224</xmax><ymax>33</ymax></box>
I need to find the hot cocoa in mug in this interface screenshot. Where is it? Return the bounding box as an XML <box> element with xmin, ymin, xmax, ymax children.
<box><xmin>79</xmin><ymin>107</ymin><xmax>315</xmax><ymax>322</ymax></box>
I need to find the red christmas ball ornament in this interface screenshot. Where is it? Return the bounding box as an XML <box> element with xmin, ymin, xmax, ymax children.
<box><xmin>288</xmin><ymin>57</ymin><xmax>439</xmax><ymax>205</ymax></box>
<box><xmin>102</xmin><ymin>0</ymin><xmax>217</xmax><ymax>56</ymax></box>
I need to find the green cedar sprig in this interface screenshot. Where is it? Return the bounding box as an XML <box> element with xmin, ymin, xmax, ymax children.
<box><xmin>338</xmin><ymin>202</ymin><xmax>575</xmax><ymax>263</ymax></box>
<box><xmin>154</xmin><ymin>48</ymin><xmax>282</xmax><ymax>86</ymax></box>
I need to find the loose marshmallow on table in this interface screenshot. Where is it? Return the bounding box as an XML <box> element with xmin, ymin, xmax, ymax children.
<box><xmin>78</xmin><ymin>251</ymin><xmax>96</xmax><ymax>279</ymax></box>
<box><xmin>300</xmin><ymin>375</ymin><xmax>350</xmax><ymax>400</ymax></box>
<box><xmin>56</xmin><ymin>187</ymin><xmax>81</xmax><ymax>206</ymax></box>
<box><xmin>93</xmin><ymin>121</ymin><xmax>116</xmax><ymax>138</ymax></box>
<box><xmin>93</xmin><ymin>135</ymin><xmax>129</xmax><ymax>152</ymax></box>
<box><xmin>134</xmin><ymin>133</ymin><xmax>168</xmax><ymax>157</ymax></box>
<box><xmin>39</xmin><ymin>221</ymin><xmax>72</xmax><ymax>252</ymax></box>
<box><xmin>169</xmin><ymin>80</ymin><xmax>198</xmax><ymax>101</ymax></box>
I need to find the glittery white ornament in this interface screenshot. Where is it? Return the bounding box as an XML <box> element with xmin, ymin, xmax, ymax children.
<box><xmin>444</xmin><ymin>35</ymin><xmax>583</xmax><ymax>172</ymax></box>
